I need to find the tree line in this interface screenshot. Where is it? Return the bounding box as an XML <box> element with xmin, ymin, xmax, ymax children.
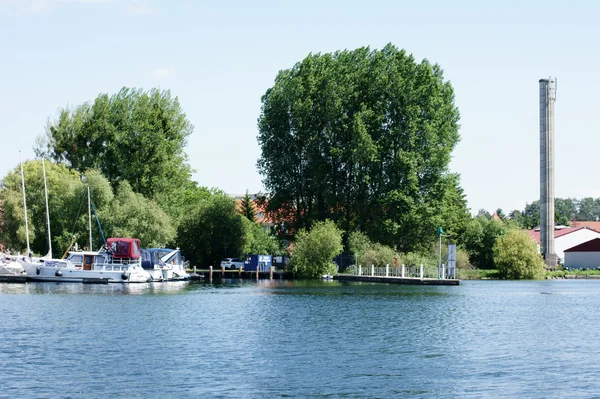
<box><xmin>0</xmin><ymin>44</ymin><xmax>549</xmax><ymax>279</ymax></box>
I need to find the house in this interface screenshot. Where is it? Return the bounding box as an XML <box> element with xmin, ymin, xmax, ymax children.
<box><xmin>527</xmin><ymin>226</ymin><xmax>600</xmax><ymax>264</ymax></box>
<box><xmin>564</xmin><ymin>238</ymin><xmax>600</xmax><ymax>269</ymax></box>
<box><xmin>232</xmin><ymin>193</ymin><xmax>275</xmax><ymax>231</ymax></box>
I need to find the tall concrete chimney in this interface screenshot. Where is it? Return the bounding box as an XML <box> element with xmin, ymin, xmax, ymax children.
<box><xmin>539</xmin><ymin>77</ymin><xmax>557</xmax><ymax>267</ymax></box>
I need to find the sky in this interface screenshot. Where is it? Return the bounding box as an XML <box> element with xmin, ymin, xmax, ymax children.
<box><xmin>1</xmin><ymin>0</ymin><xmax>599</xmax><ymax>215</ymax></box>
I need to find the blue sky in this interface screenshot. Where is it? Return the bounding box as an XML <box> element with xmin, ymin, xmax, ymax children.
<box><xmin>1</xmin><ymin>0</ymin><xmax>599</xmax><ymax>215</ymax></box>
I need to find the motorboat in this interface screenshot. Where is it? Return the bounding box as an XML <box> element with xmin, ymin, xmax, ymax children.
<box><xmin>28</xmin><ymin>238</ymin><xmax>151</xmax><ymax>283</ymax></box>
<box><xmin>0</xmin><ymin>253</ymin><xmax>25</xmax><ymax>275</ymax></box>
<box><xmin>141</xmin><ymin>248</ymin><xmax>190</xmax><ymax>281</ymax></box>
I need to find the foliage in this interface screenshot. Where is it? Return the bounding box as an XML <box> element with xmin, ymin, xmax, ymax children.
<box><xmin>239</xmin><ymin>190</ymin><xmax>256</xmax><ymax>222</ymax></box>
<box><xmin>0</xmin><ymin>160</ymin><xmax>114</xmax><ymax>256</ymax></box>
<box><xmin>360</xmin><ymin>243</ymin><xmax>397</xmax><ymax>268</ymax></box>
<box><xmin>36</xmin><ymin>87</ymin><xmax>195</xmax><ymax>220</ymax></box>
<box><xmin>397</xmin><ymin>251</ymin><xmax>436</xmax><ymax>267</ymax></box>
<box><xmin>493</xmin><ymin>229</ymin><xmax>545</xmax><ymax>279</ymax></box>
<box><xmin>176</xmin><ymin>194</ymin><xmax>246</xmax><ymax>267</ymax></box>
<box><xmin>257</xmin><ymin>44</ymin><xmax>466</xmax><ymax>252</ymax></box>
<box><xmin>507</xmin><ymin>197</ymin><xmax>599</xmax><ymax>229</ymax></box>
<box><xmin>461</xmin><ymin>217</ymin><xmax>510</xmax><ymax>269</ymax></box>
<box><xmin>290</xmin><ymin>220</ymin><xmax>343</xmax><ymax>278</ymax></box>
<box><xmin>100</xmin><ymin>181</ymin><xmax>176</xmax><ymax>248</ymax></box>
<box><xmin>242</xmin><ymin>217</ymin><xmax>282</xmax><ymax>255</ymax></box>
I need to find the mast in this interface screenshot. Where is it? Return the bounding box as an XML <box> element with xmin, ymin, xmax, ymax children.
<box><xmin>42</xmin><ymin>159</ymin><xmax>52</xmax><ymax>259</ymax></box>
<box><xmin>88</xmin><ymin>186</ymin><xmax>93</xmax><ymax>251</ymax></box>
<box><xmin>19</xmin><ymin>150</ymin><xmax>31</xmax><ymax>257</ymax></box>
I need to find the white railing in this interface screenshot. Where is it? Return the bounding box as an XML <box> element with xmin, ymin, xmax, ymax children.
<box><xmin>349</xmin><ymin>264</ymin><xmax>447</xmax><ymax>279</ymax></box>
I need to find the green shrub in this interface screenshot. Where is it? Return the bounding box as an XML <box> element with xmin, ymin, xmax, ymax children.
<box><xmin>493</xmin><ymin>229</ymin><xmax>545</xmax><ymax>279</ymax></box>
<box><xmin>290</xmin><ymin>220</ymin><xmax>343</xmax><ymax>278</ymax></box>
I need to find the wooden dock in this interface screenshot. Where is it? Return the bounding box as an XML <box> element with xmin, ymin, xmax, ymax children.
<box><xmin>334</xmin><ymin>274</ymin><xmax>460</xmax><ymax>285</ymax></box>
<box><xmin>0</xmin><ymin>275</ymin><xmax>27</xmax><ymax>283</ymax></box>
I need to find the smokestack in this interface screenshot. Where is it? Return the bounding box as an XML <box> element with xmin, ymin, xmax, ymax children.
<box><xmin>539</xmin><ymin>77</ymin><xmax>557</xmax><ymax>267</ymax></box>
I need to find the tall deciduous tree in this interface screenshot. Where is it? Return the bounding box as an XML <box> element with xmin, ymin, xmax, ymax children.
<box><xmin>176</xmin><ymin>194</ymin><xmax>246</xmax><ymax>267</ymax></box>
<box><xmin>0</xmin><ymin>161</ymin><xmax>114</xmax><ymax>255</ymax></box>
<box><xmin>257</xmin><ymin>44</ymin><xmax>466</xmax><ymax>252</ymax></box>
<box><xmin>36</xmin><ymin>87</ymin><xmax>195</xmax><ymax>220</ymax></box>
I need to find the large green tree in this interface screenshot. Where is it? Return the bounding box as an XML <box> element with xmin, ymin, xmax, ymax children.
<box><xmin>176</xmin><ymin>194</ymin><xmax>246</xmax><ymax>267</ymax></box>
<box><xmin>0</xmin><ymin>161</ymin><xmax>114</xmax><ymax>256</ymax></box>
<box><xmin>257</xmin><ymin>44</ymin><xmax>466</xmax><ymax>252</ymax></box>
<box><xmin>35</xmin><ymin>87</ymin><xmax>195</xmax><ymax>220</ymax></box>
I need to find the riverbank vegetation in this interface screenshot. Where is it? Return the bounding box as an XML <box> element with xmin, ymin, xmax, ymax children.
<box><xmin>0</xmin><ymin>45</ymin><xmax>557</xmax><ymax>279</ymax></box>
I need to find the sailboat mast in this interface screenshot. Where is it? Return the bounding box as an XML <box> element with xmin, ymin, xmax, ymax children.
<box><xmin>42</xmin><ymin>159</ymin><xmax>52</xmax><ymax>259</ymax></box>
<box><xmin>19</xmin><ymin>150</ymin><xmax>31</xmax><ymax>257</ymax></box>
<box><xmin>88</xmin><ymin>186</ymin><xmax>92</xmax><ymax>251</ymax></box>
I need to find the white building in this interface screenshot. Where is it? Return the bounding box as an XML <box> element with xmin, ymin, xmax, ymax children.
<box><xmin>527</xmin><ymin>226</ymin><xmax>600</xmax><ymax>264</ymax></box>
<box><xmin>564</xmin><ymin>238</ymin><xmax>600</xmax><ymax>269</ymax></box>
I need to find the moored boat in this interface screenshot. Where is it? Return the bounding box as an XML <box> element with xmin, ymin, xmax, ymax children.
<box><xmin>142</xmin><ymin>248</ymin><xmax>190</xmax><ymax>281</ymax></box>
<box><xmin>28</xmin><ymin>238</ymin><xmax>151</xmax><ymax>283</ymax></box>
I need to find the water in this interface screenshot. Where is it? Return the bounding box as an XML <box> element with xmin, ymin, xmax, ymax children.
<box><xmin>1</xmin><ymin>279</ymin><xmax>600</xmax><ymax>398</ymax></box>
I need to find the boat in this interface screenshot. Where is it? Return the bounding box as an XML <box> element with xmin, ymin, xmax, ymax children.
<box><xmin>28</xmin><ymin>238</ymin><xmax>151</xmax><ymax>283</ymax></box>
<box><xmin>141</xmin><ymin>248</ymin><xmax>190</xmax><ymax>281</ymax></box>
<box><xmin>0</xmin><ymin>253</ymin><xmax>25</xmax><ymax>275</ymax></box>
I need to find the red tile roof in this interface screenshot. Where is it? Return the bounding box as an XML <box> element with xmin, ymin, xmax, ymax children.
<box><xmin>569</xmin><ymin>221</ymin><xmax>600</xmax><ymax>231</ymax></box>
<box><xmin>564</xmin><ymin>238</ymin><xmax>600</xmax><ymax>253</ymax></box>
<box><xmin>527</xmin><ymin>227</ymin><xmax>598</xmax><ymax>244</ymax></box>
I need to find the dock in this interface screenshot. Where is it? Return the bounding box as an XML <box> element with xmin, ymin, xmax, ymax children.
<box><xmin>334</xmin><ymin>274</ymin><xmax>460</xmax><ymax>285</ymax></box>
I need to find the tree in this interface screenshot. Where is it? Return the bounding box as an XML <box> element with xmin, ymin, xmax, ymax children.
<box><xmin>36</xmin><ymin>87</ymin><xmax>195</xmax><ymax>219</ymax></box>
<box><xmin>257</xmin><ymin>44</ymin><xmax>465</xmax><ymax>253</ymax></box>
<box><xmin>242</xmin><ymin>217</ymin><xmax>281</xmax><ymax>255</ymax></box>
<box><xmin>493</xmin><ymin>229</ymin><xmax>545</xmax><ymax>279</ymax></box>
<box><xmin>461</xmin><ymin>216</ymin><xmax>509</xmax><ymax>269</ymax></box>
<box><xmin>239</xmin><ymin>190</ymin><xmax>256</xmax><ymax>222</ymax></box>
<box><xmin>575</xmin><ymin>197</ymin><xmax>600</xmax><ymax>221</ymax></box>
<box><xmin>100</xmin><ymin>181</ymin><xmax>176</xmax><ymax>248</ymax></box>
<box><xmin>176</xmin><ymin>194</ymin><xmax>246</xmax><ymax>267</ymax></box>
<box><xmin>0</xmin><ymin>160</ymin><xmax>114</xmax><ymax>256</ymax></box>
<box><xmin>290</xmin><ymin>220</ymin><xmax>343</xmax><ymax>278</ymax></box>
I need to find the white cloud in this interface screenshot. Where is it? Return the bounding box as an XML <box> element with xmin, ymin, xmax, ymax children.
<box><xmin>150</xmin><ymin>67</ymin><xmax>176</xmax><ymax>79</ymax></box>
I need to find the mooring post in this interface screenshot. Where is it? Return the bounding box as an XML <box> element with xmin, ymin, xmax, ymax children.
<box><xmin>209</xmin><ymin>266</ymin><xmax>213</xmax><ymax>281</ymax></box>
<box><xmin>193</xmin><ymin>266</ymin><xmax>196</xmax><ymax>275</ymax></box>
<box><xmin>358</xmin><ymin>265</ymin><xmax>362</xmax><ymax>276</ymax></box>
<box><xmin>401</xmin><ymin>264</ymin><xmax>405</xmax><ymax>278</ymax></box>
<box><xmin>442</xmin><ymin>264</ymin><xmax>446</xmax><ymax>279</ymax></box>
<box><xmin>269</xmin><ymin>266</ymin><xmax>274</xmax><ymax>280</ymax></box>
<box><xmin>386</xmin><ymin>264</ymin><xmax>389</xmax><ymax>277</ymax></box>
<box><xmin>420</xmin><ymin>264</ymin><xmax>424</xmax><ymax>279</ymax></box>
<box><xmin>221</xmin><ymin>265</ymin><xmax>225</xmax><ymax>278</ymax></box>
<box><xmin>371</xmin><ymin>264</ymin><xmax>374</xmax><ymax>276</ymax></box>
<box><xmin>256</xmin><ymin>268</ymin><xmax>259</xmax><ymax>282</ymax></box>
<box><xmin>239</xmin><ymin>266</ymin><xmax>242</xmax><ymax>278</ymax></box>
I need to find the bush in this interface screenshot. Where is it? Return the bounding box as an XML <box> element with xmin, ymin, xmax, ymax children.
<box><xmin>290</xmin><ymin>220</ymin><xmax>343</xmax><ymax>278</ymax></box>
<box><xmin>493</xmin><ymin>229</ymin><xmax>545</xmax><ymax>279</ymax></box>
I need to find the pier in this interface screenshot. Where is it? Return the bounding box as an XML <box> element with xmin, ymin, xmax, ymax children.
<box><xmin>338</xmin><ymin>264</ymin><xmax>460</xmax><ymax>285</ymax></box>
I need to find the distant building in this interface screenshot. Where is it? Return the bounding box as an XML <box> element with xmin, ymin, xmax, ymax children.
<box><xmin>527</xmin><ymin>226</ymin><xmax>600</xmax><ymax>264</ymax></box>
<box><xmin>231</xmin><ymin>193</ymin><xmax>274</xmax><ymax>231</ymax></box>
<box><xmin>564</xmin><ymin>238</ymin><xmax>600</xmax><ymax>269</ymax></box>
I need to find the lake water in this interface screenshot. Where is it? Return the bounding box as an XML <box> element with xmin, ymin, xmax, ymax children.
<box><xmin>2</xmin><ymin>279</ymin><xmax>600</xmax><ymax>398</ymax></box>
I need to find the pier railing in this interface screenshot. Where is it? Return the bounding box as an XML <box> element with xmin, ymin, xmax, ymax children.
<box><xmin>347</xmin><ymin>264</ymin><xmax>454</xmax><ymax>279</ymax></box>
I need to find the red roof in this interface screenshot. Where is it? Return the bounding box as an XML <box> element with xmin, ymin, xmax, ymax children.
<box><xmin>527</xmin><ymin>227</ymin><xmax>598</xmax><ymax>244</ymax></box>
<box><xmin>564</xmin><ymin>238</ymin><xmax>600</xmax><ymax>253</ymax></box>
<box><xmin>569</xmin><ymin>221</ymin><xmax>600</xmax><ymax>231</ymax></box>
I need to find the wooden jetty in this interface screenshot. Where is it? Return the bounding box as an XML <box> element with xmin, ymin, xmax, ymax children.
<box><xmin>334</xmin><ymin>274</ymin><xmax>460</xmax><ymax>285</ymax></box>
<box><xmin>0</xmin><ymin>275</ymin><xmax>27</xmax><ymax>283</ymax></box>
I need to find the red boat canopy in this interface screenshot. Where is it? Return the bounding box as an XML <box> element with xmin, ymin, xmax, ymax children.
<box><xmin>107</xmin><ymin>238</ymin><xmax>141</xmax><ymax>259</ymax></box>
